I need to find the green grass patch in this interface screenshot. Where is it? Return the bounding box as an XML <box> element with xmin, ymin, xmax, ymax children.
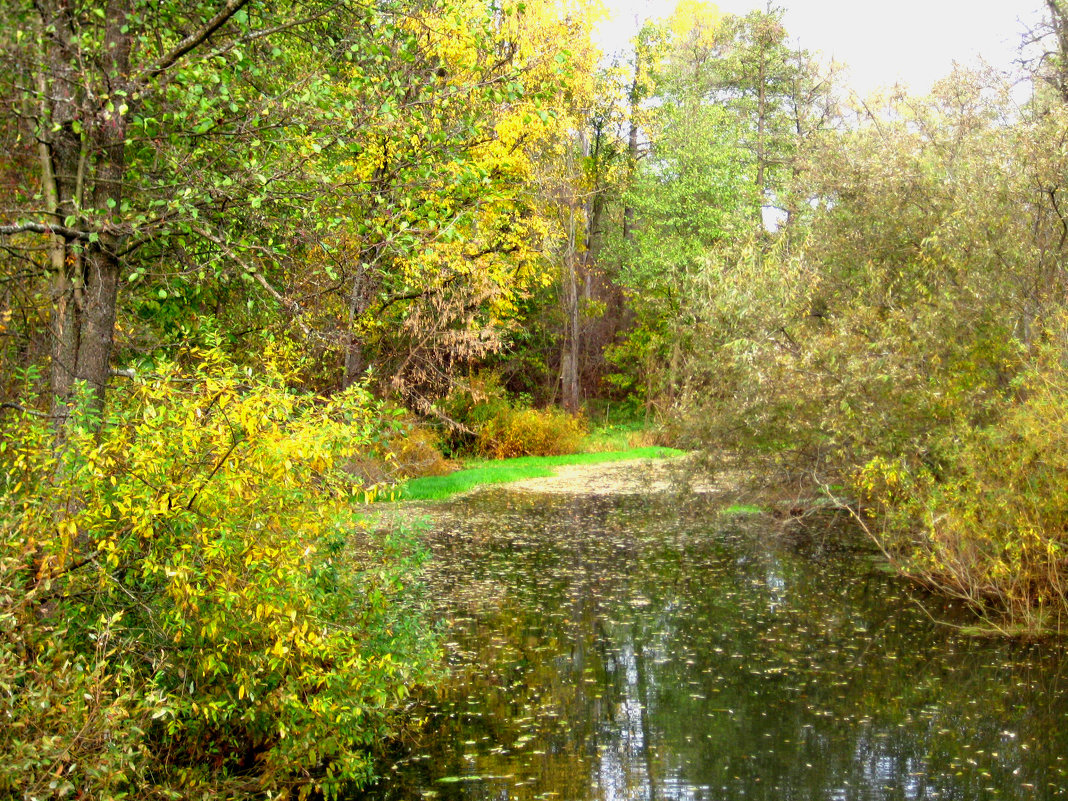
<box><xmin>581</xmin><ymin>420</ymin><xmax>659</xmax><ymax>452</ymax></box>
<box><xmin>721</xmin><ymin>504</ymin><xmax>764</xmax><ymax>516</ymax></box>
<box><xmin>398</xmin><ymin>446</ymin><xmax>685</xmax><ymax>501</ymax></box>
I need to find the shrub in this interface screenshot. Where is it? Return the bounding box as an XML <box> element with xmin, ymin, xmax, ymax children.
<box><xmin>344</xmin><ymin>412</ymin><xmax>451</xmax><ymax>493</ymax></box>
<box><xmin>435</xmin><ymin>372</ymin><xmax>512</xmax><ymax>457</ymax></box>
<box><xmin>0</xmin><ymin>350</ymin><xmax>439</xmax><ymax>799</ymax></box>
<box><xmin>856</xmin><ymin>334</ymin><xmax>1068</xmax><ymax>634</ymax></box>
<box><xmin>384</xmin><ymin>420</ymin><xmax>452</xmax><ymax>478</ymax></box>
<box><xmin>435</xmin><ymin>372</ymin><xmax>586</xmax><ymax>459</ymax></box>
<box><xmin>476</xmin><ymin>406</ymin><xmax>586</xmax><ymax>459</ymax></box>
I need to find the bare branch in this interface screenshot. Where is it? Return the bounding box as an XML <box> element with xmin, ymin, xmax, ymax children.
<box><xmin>191</xmin><ymin>226</ymin><xmax>311</xmax><ymax>335</ymax></box>
<box><xmin>197</xmin><ymin>6</ymin><xmax>341</xmax><ymax>64</ymax></box>
<box><xmin>0</xmin><ymin>221</ymin><xmax>90</xmax><ymax>240</ymax></box>
<box><xmin>0</xmin><ymin>402</ymin><xmax>54</xmax><ymax>419</ymax></box>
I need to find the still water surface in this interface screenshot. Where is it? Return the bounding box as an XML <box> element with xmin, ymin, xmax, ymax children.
<box><xmin>359</xmin><ymin>485</ymin><xmax>1068</xmax><ymax>800</ymax></box>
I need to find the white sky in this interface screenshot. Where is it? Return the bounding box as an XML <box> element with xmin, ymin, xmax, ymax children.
<box><xmin>595</xmin><ymin>0</ymin><xmax>1046</xmax><ymax>97</ymax></box>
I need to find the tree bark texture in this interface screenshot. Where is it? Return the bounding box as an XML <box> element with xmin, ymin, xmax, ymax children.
<box><xmin>560</xmin><ymin>201</ymin><xmax>581</xmax><ymax>413</ymax></box>
<box><xmin>344</xmin><ymin>262</ymin><xmax>375</xmax><ymax>389</ymax></box>
<box><xmin>34</xmin><ymin>0</ymin><xmax>130</xmax><ymax>419</ymax></box>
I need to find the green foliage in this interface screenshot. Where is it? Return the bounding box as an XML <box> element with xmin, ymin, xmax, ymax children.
<box><xmin>604</xmin><ymin>6</ymin><xmax>810</xmax><ymax>410</ymax></box>
<box><xmin>582</xmin><ymin>420</ymin><xmax>666</xmax><ymax>452</ymax></box>
<box><xmin>0</xmin><ymin>351</ymin><xmax>438</xmax><ymax>798</ymax></box>
<box><xmin>621</xmin><ymin>102</ymin><xmax>749</xmax><ymax>288</ymax></box>
<box><xmin>721</xmin><ymin>504</ymin><xmax>764</xmax><ymax>516</ymax></box>
<box><xmin>680</xmin><ymin>72</ymin><xmax>1031</xmax><ymax>462</ymax></box>
<box><xmin>856</xmin><ymin>327</ymin><xmax>1068</xmax><ymax>634</ymax></box>
<box><xmin>436</xmin><ymin>372</ymin><xmax>513</xmax><ymax>456</ymax></box>
<box><xmin>674</xmin><ymin>67</ymin><xmax>1068</xmax><ymax>632</ymax></box>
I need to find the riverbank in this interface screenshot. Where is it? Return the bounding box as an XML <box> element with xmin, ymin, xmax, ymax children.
<box><xmin>397</xmin><ymin>446</ymin><xmax>687</xmax><ymax>501</ymax></box>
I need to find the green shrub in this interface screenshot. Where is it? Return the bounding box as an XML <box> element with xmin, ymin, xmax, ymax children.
<box><xmin>436</xmin><ymin>372</ymin><xmax>585</xmax><ymax>459</ymax></box>
<box><xmin>0</xmin><ymin>350</ymin><xmax>439</xmax><ymax>799</ymax></box>
<box><xmin>435</xmin><ymin>372</ymin><xmax>512</xmax><ymax>456</ymax></box>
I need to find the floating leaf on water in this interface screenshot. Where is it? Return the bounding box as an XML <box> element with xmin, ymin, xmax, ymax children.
<box><xmin>367</xmin><ymin>490</ymin><xmax>1068</xmax><ymax>800</ymax></box>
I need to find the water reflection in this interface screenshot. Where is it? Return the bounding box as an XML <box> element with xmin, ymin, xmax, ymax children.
<box><xmin>357</xmin><ymin>490</ymin><xmax>1068</xmax><ymax>800</ymax></box>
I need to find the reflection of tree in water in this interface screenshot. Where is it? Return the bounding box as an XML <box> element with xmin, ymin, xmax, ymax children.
<box><xmin>357</xmin><ymin>491</ymin><xmax>1068</xmax><ymax>801</ymax></box>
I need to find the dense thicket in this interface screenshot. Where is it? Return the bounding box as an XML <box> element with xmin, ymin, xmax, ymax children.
<box><xmin>0</xmin><ymin>0</ymin><xmax>597</xmax><ymax>795</ymax></box>
<box><xmin>647</xmin><ymin>7</ymin><xmax>1068</xmax><ymax>634</ymax></box>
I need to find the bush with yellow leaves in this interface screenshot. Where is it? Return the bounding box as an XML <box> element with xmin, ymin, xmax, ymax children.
<box><xmin>438</xmin><ymin>372</ymin><xmax>586</xmax><ymax>459</ymax></box>
<box><xmin>0</xmin><ymin>350</ymin><xmax>439</xmax><ymax>799</ymax></box>
<box><xmin>476</xmin><ymin>406</ymin><xmax>587</xmax><ymax>459</ymax></box>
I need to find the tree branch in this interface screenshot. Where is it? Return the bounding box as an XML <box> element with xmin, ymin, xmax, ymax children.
<box><xmin>140</xmin><ymin>0</ymin><xmax>254</xmax><ymax>81</ymax></box>
<box><xmin>0</xmin><ymin>221</ymin><xmax>90</xmax><ymax>240</ymax></box>
<box><xmin>1</xmin><ymin>402</ymin><xmax>54</xmax><ymax>419</ymax></box>
<box><xmin>191</xmin><ymin>226</ymin><xmax>311</xmax><ymax>335</ymax></box>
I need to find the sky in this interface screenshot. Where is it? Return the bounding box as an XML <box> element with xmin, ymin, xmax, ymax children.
<box><xmin>594</xmin><ymin>0</ymin><xmax>1046</xmax><ymax>97</ymax></box>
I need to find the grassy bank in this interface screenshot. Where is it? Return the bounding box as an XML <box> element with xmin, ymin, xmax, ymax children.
<box><xmin>398</xmin><ymin>446</ymin><xmax>685</xmax><ymax>501</ymax></box>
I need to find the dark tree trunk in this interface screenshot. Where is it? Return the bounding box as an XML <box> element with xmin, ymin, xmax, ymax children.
<box><xmin>50</xmin><ymin>247</ymin><xmax>121</xmax><ymax>417</ymax></box>
<box><xmin>560</xmin><ymin>252</ymin><xmax>581</xmax><ymax>413</ymax></box>
<box><xmin>39</xmin><ymin>0</ymin><xmax>130</xmax><ymax>421</ymax></box>
<box><xmin>560</xmin><ymin>188</ymin><xmax>582</xmax><ymax>413</ymax></box>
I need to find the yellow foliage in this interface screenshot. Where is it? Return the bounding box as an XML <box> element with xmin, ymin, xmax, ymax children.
<box><xmin>310</xmin><ymin>0</ymin><xmax>601</xmax><ymax>360</ymax></box>
<box><xmin>477</xmin><ymin>406</ymin><xmax>587</xmax><ymax>458</ymax></box>
<box><xmin>666</xmin><ymin>0</ymin><xmax>723</xmax><ymax>47</ymax></box>
<box><xmin>0</xmin><ymin>351</ymin><xmax>439</xmax><ymax>797</ymax></box>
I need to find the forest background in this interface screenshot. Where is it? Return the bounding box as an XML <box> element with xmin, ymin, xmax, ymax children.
<box><xmin>3</xmin><ymin>0</ymin><xmax>1068</xmax><ymax>797</ymax></box>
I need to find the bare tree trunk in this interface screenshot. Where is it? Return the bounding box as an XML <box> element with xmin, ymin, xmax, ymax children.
<box><xmin>51</xmin><ymin>247</ymin><xmax>121</xmax><ymax>418</ymax></box>
<box><xmin>344</xmin><ymin>263</ymin><xmax>374</xmax><ymax>388</ymax></box>
<box><xmin>623</xmin><ymin>52</ymin><xmax>641</xmax><ymax>244</ymax></box>
<box><xmin>584</xmin><ymin>194</ymin><xmax>606</xmax><ymax>272</ymax></box>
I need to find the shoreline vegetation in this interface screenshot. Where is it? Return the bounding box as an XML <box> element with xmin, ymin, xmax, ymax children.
<box><xmin>4</xmin><ymin>0</ymin><xmax>1068</xmax><ymax>797</ymax></box>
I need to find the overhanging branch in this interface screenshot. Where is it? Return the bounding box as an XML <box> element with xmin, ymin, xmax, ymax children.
<box><xmin>0</xmin><ymin>221</ymin><xmax>90</xmax><ymax>240</ymax></box>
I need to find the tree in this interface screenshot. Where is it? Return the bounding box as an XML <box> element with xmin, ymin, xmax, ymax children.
<box><xmin>301</xmin><ymin>0</ymin><xmax>602</xmax><ymax>413</ymax></box>
<box><xmin>603</xmin><ymin>6</ymin><xmax>751</xmax><ymax>407</ymax></box>
<box><xmin>0</xmin><ymin>0</ymin><xmax>429</xmax><ymax>420</ymax></box>
<box><xmin>1024</xmin><ymin>0</ymin><xmax>1068</xmax><ymax>104</ymax></box>
<box><xmin>539</xmin><ymin>62</ymin><xmax>630</xmax><ymax>411</ymax></box>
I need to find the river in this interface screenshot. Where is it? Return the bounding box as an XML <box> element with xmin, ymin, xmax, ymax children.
<box><xmin>358</xmin><ymin>468</ymin><xmax>1068</xmax><ymax>800</ymax></box>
